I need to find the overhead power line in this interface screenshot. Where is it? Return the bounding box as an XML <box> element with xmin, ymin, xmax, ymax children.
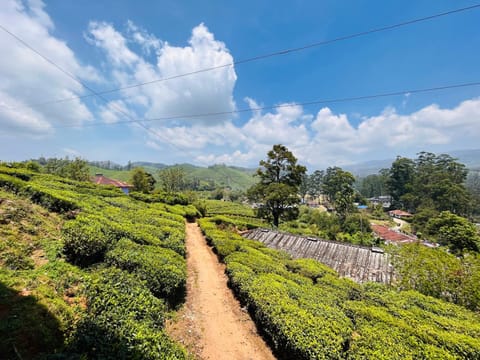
<box><xmin>1</xmin><ymin>3</ymin><xmax>479</xmax><ymax>109</ymax></box>
<box><xmin>55</xmin><ymin>81</ymin><xmax>480</xmax><ymax>128</ymax></box>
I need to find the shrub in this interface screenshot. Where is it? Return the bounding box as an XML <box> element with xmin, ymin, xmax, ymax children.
<box><xmin>62</xmin><ymin>215</ymin><xmax>117</xmax><ymax>266</ymax></box>
<box><xmin>105</xmin><ymin>238</ymin><xmax>186</xmax><ymax>307</ymax></box>
<box><xmin>68</xmin><ymin>268</ymin><xmax>186</xmax><ymax>359</ymax></box>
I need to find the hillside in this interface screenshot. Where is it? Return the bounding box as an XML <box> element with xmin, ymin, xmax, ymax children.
<box><xmin>2</xmin><ymin>167</ymin><xmax>480</xmax><ymax>358</ymax></box>
<box><xmin>344</xmin><ymin>148</ymin><xmax>480</xmax><ymax>176</ymax></box>
<box><xmin>89</xmin><ymin>163</ymin><xmax>257</xmax><ymax>191</ymax></box>
<box><xmin>0</xmin><ymin>165</ymin><xmax>196</xmax><ymax>358</ymax></box>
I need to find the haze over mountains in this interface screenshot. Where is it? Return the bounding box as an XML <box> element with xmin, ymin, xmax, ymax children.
<box><xmin>343</xmin><ymin>149</ymin><xmax>480</xmax><ymax>177</ymax></box>
<box><xmin>90</xmin><ymin>148</ymin><xmax>480</xmax><ymax>179</ymax></box>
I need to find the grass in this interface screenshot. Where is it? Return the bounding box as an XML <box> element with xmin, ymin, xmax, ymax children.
<box><xmin>0</xmin><ymin>189</ymin><xmax>84</xmax><ymax>358</ymax></box>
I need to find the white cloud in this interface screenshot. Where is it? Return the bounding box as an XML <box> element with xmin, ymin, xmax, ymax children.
<box><xmin>99</xmin><ymin>100</ymin><xmax>132</xmax><ymax>124</ymax></box>
<box><xmin>189</xmin><ymin>97</ymin><xmax>480</xmax><ymax>168</ymax></box>
<box><xmin>86</xmin><ymin>21</ymin><xmax>237</xmax><ymax>130</ymax></box>
<box><xmin>126</xmin><ymin>20</ymin><xmax>161</xmax><ymax>55</ymax></box>
<box><xmin>0</xmin><ymin>0</ymin><xmax>96</xmax><ymax>136</ymax></box>
<box><xmin>86</xmin><ymin>21</ymin><xmax>139</xmax><ymax>68</ymax></box>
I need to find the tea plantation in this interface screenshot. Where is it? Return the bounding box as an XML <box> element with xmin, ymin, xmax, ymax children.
<box><xmin>199</xmin><ymin>215</ymin><xmax>480</xmax><ymax>359</ymax></box>
<box><xmin>0</xmin><ymin>165</ymin><xmax>196</xmax><ymax>359</ymax></box>
<box><xmin>2</xmin><ymin>166</ymin><xmax>480</xmax><ymax>359</ymax></box>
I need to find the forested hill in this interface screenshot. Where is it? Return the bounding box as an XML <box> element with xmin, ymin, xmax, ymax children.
<box><xmin>344</xmin><ymin>149</ymin><xmax>480</xmax><ymax>176</ymax></box>
<box><xmin>89</xmin><ymin>163</ymin><xmax>256</xmax><ymax>191</ymax></box>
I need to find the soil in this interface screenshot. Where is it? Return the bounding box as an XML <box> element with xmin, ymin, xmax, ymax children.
<box><xmin>166</xmin><ymin>222</ymin><xmax>276</xmax><ymax>360</ymax></box>
<box><xmin>31</xmin><ymin>248</ymin><xmax>48</xmax><ymax>267</ymax></box>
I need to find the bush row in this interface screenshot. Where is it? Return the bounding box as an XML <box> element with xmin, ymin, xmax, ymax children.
<box><xmin>105</xmin><ymin>238</ymin><xmax>186</xmax><ymax>306</ymax></box>
<box><xmin>68</xmin><ymin>268</ymin><xmax>187</xmax><ymax>359</ymax></box>
<box><xmin>0</xmin><ymin>167</ymin><xmax>192</xmax><ymax>357</ymax></box>
<box><xmin>203</xmin><ymin>199</ymin><xmax>256</xmax><ymax>217</ymax></box>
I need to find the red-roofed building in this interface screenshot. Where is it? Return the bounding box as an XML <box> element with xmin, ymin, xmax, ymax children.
<box><xmin>388</xmin><ymin>209</ymin><xmax>413</xmax><ymax>219</ymax></box>
<box><xmin>93</xmin><ymin>174</ymin><xmax>133</xmax><ymax>194</ymax></box>
<box><xmin>371</xmin><ymin>224</ymin><xmax>417</xmax><ymax>245</ymax></box>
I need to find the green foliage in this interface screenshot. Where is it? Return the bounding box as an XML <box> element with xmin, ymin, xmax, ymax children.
<box><xmin>426</xmin><ymin>211</ymin><xmax>480</xmax><ymax>253</ymax></box>
<box><xmin>386</xmin><ymin>152</ymin><xmax>470</xmax><ymax>215</ymax></box>
<box><xmin>130</xmin><ymin>167</ymin><xmax>155</xmax><ymax>193</ymax></box>
<box><xmin>105</xmin><ymin>238</ymin><xmax>186</xmax><ymax>306</ymax></box>
<box><xmin>280</xmin><ymin>208</ymin><xmax>374</xmax><ymax>245</ymax></box>
<box><xmin>69</xmin><ymin>268</ymin><xmax>187</xmax><ymax>359</ymax></box>
<box><xmin>199</xmin><ymin>216</ymin><xmax>480</xmax><ymax>359</ymax></box>
<box><xmin>203</xmin><ymin>199</ymin><xmax>255</xmax><ymax>217</ymax></box>
<box><xmin>43</xmin><ymin>157</ymin><xmax>90</xmax><ymax>181</ymax></box>
<box><xmin>0</xmin><ymin>168</ymin><xmax>191</xmax><ymax>358</ymax></box>
<box><xmin>158</xmin><ymin>166</ymin><xmax>187</xmax><ymax>193</ymax></box>
<box><xmin>358</xmin><ymin>173</ymin><xmax>388</xmax><ymax>198</ymax></box>
<box><xmin>62</xmin><ymin>215</ymin><xmax>117</xmax><ymax>266</ymax></box>
<box><xmin>307</xmin><ymin>169</ymin><xmax>324</xmax><ymax>198</ymax></box>
<box><xmin>130</xmin><ymin>190</ymin><xmax>189</xmax><ymax>205</ymax></box>
<box><xmin>392</xmin><ymin>243</ymin><xmax>480</xmax><ymax>311</ymax></box>
<box><xmin>322</xmin><ymin>167</ymin><xmax>356</xmax><ymax>221</ymax></box>
<box><xmin>248</xmin><ymin>144</ymin><xmax>307</xmax><ymax>227</ymax></box>
<box><xmin>386</xmin><ymin>156</ymin><xmax>415</xmax><ymax>209</ymax></box>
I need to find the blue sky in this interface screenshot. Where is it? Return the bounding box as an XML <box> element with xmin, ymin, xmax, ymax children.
<box><xmin>1</xmin><ymin>0</ymin><xmax>480</xmax><ymax>169</ymax></box>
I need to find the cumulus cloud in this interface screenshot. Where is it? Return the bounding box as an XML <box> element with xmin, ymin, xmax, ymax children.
<box><xmin>192</xmin><ymin>97</ymin><xmax>480</xmax><ymax>168</ymax></box>
<box><xmin>86</xmin><ymin>21</ymin><xmax>237</xmax><ymax>128</ymax></box>
<box><xmin>126</xmin><ymin>20</ymin><xmax>161</xmax><ymax>55</ymax></box>
<box><xmin>0</xmin><ymin>0</ymin><xmax>97</xmax><ymax>136</ymax></box>
<box><xmin>86</xmin><ymin>21</ymin><xmax>140</xmax><ymax>68</ymax></box>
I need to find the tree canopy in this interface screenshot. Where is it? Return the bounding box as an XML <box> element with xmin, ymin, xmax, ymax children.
<box><xmin>158</xmin><ymin>167</ymin><xmax>186</xmax><ymax>193</ymax></box>
<box><xmin>130</xmin><ymin>167</ymin><xmax>156</xmax><ymax>193</ymax></box>
<box><xmin>386</xmin><ymin>152</ymin><xmax>470</xmax><ymax>215</ymax></box>
<box><xmin>248</xmin><ymin>144</ymin><xmax>306</xmax><ymax>227</ymax></box>
<box><xmin>322</xmin><ymin>167</ymin><xmax>356</xmax><ymax>221</ymax></box>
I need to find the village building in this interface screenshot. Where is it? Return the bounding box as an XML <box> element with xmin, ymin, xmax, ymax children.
<box><xmin>93</xmin><ymin>173</ymin><xmax>133</xmax><ymax>194</ymax></box>
<box><xmin>371</xmin><ymin>224</ymin><xmax>417</xmax><ymax>245</ymax></box>
<box><xmin>388</xmin><ymin>209</ymin><xmax>413</xmax><ymax>219</ymax></box>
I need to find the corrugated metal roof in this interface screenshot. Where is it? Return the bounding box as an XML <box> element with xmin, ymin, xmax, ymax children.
<box><xmin>243</xmin><ymin>229</ymin><xmax>393</xmax><ymax>284</ymax></box>
<box><xmin>371</xmin><ymin>224</ymin><xmax>416</xmax><ymax>244</ymax></box>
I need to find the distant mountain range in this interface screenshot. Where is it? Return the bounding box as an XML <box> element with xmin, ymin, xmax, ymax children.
<box><xmin>344</xmin><ymin>149</ymin><xmax>480</xmax><ymax>177</ymax></box>
<box><xmin>88</xmin><ymin>149</ymin><xmax>480</xmax><ymax>188</ymax></box>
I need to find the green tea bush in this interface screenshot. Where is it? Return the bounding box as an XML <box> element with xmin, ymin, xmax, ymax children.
<box><xmin>0</xmin><ymin>173</ymin><xmax>27</xmax><ymax>193</ymax></box>
<box><xmin>105</xmin><ymin>238</ymin><xmax>186</xmax><ymax>306</ymax></box>
<box><xmin>69</xmin><ymin>268</ymin><xmax>187</xmax><ymax>359</ymax></box>
<box><xmin>0</xmin><ymin>165</ymin><xmax>34</xmax><ymax>181</ymax></box>
<box><xmin>62</xmin><ymin>215</ymin><xmax>117</xmax><ymax>266</ymax></box>
<box><xmin>199</xmin><ymin>217</ymin><xmax>480</xmax><ymax>360</ymax></box>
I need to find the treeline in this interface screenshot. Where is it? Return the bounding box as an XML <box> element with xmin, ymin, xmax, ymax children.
<box><xmin>356</xmin><ymin>152</ymin><xmax>480</xmax><ymax>217</ymax></box>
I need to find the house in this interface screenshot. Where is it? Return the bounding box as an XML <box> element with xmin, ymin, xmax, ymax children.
<box><xmin>93</xmin><ymin>174</ymin><xmax>133</xmax><ymax>194</ymax></box>
<box><xmin>388</xmin><ymin>209</ymin><xmax>413</xmax><ymax>219</ymax></box>
<box><xmin>368</xmin><ymin>195</ymin><xmax>392</xmax><ymax>208</ymax></box>
<box><xmin>371</xmin><ymin>224</ymin><xmax>417</xmax><ymax>245</ymax></box>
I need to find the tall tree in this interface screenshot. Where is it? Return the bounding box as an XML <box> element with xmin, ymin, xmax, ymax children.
<box><xmin>247</xmin><ymin>144</ymin><xmax>306</xmax><ymax>227</ymax></box>
<box><xmin>359</xmin><ymin>173</ymin><xmax>388</xmax><ymax>198</ymax></box>
<box><xmin>321</xmin><ymin>167</ymin><xmax>355</xmax><ymax>218</ymax></box>
<box><xmin>426</xmin><ymin>211</ymin><xmax>480</xmax><ymax>254</ymax></box>
<box><xmin>308</xmin><ymin>170</ymin><xmax>324</xmax><ymax>198</ymax></box>
<box><xmin>387</xmin><ymin>152</ymin><xmax>470</xmax><ymax>214</ymax></box>
<box><xmin>130</xmin><ymin>167</ymin><xmax>154</xmax><ymax>193</ymax></box>
<box><xmin>386</xmin><ymin>156</ymin><xmax>415</xmax><ymax>209</ymax></box>
<box><xmin>298</xmin><ymin>173</ymin><xmax>310</xmax><ymax>204</ymax></box>
<box><xmin>158</xmin><ymin>167</ymin><xmax>186</xmax><ymax>193</ymax></box>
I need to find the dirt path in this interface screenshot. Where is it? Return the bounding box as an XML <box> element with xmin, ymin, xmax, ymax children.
<box><xmin>166</xmin><ymin>222</ymin><xmax>276</xmax><ymax>360</ymax></box>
